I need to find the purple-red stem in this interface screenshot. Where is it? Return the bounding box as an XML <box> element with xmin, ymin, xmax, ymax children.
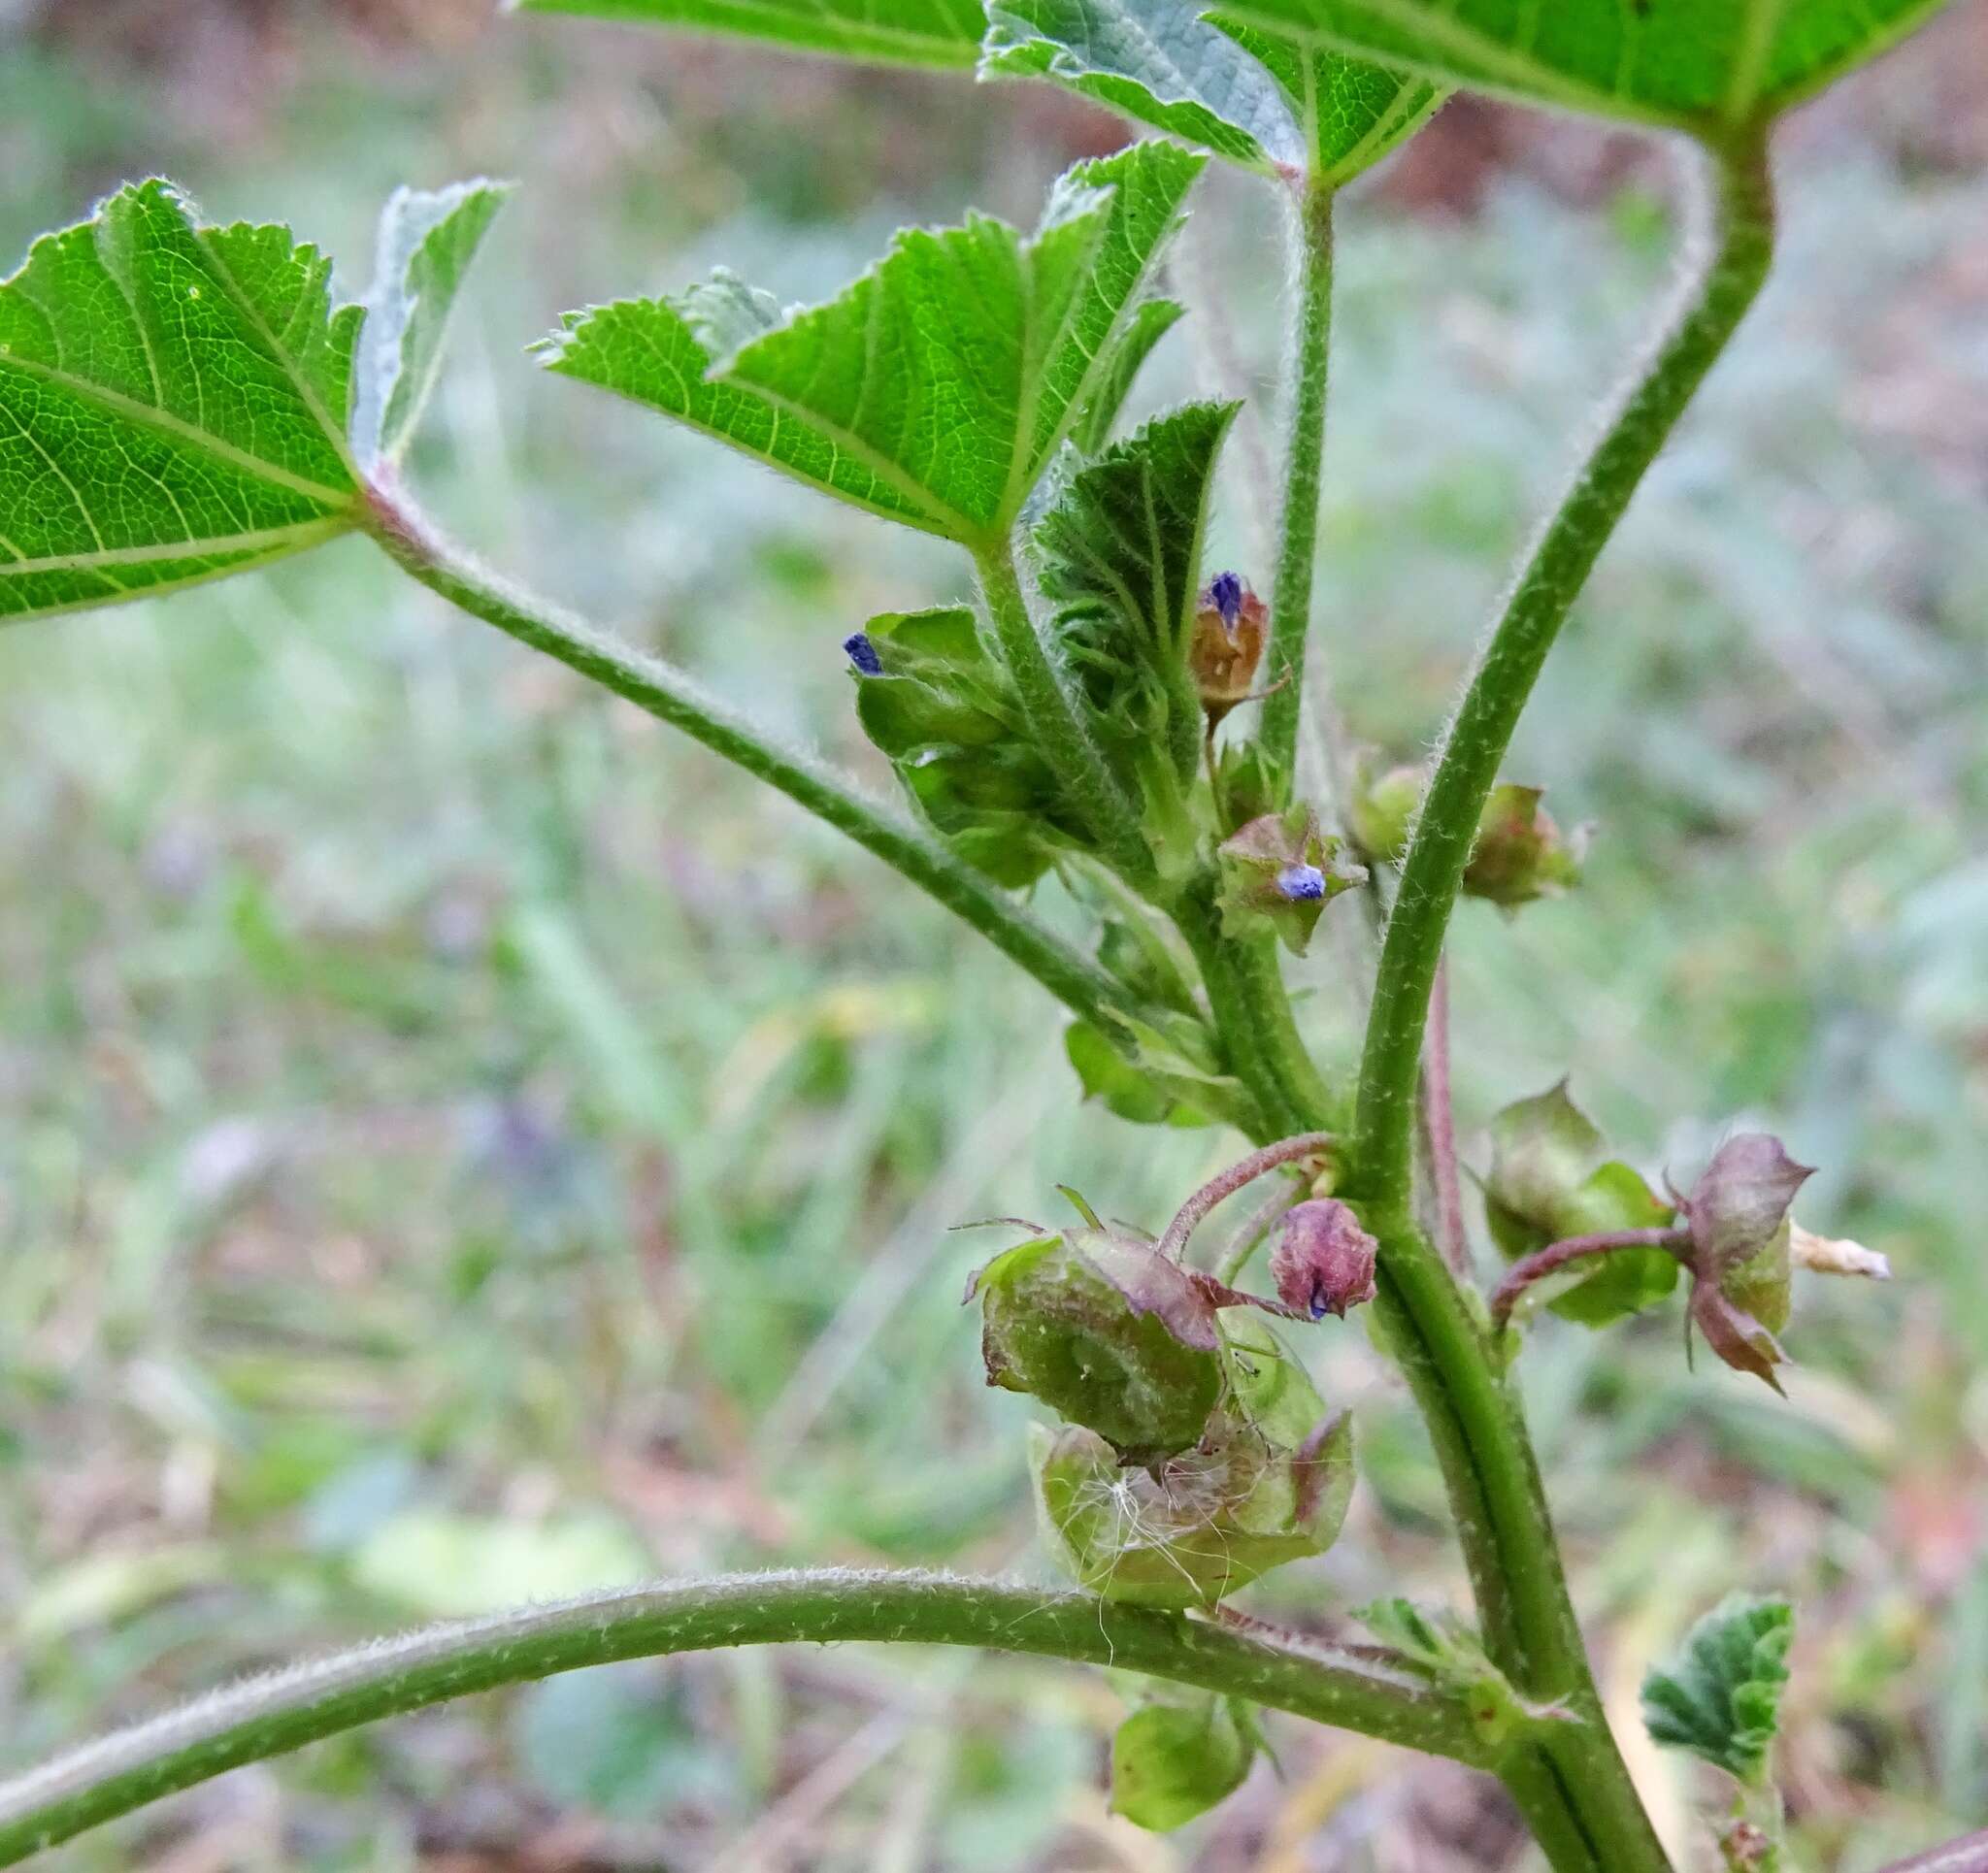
<box><xmin>1489</xmin><ymin>1228</ymin><xmax>1690</xmax><ymax>1330</ymax></box>
<box><xmin>1157</xmin><ymin>1132</ymin><xmax>1337</xmax><ymax>1262</ymax></box>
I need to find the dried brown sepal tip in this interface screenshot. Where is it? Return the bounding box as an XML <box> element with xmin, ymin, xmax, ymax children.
<box><xmin>1189</xmin><ymin>572</ymin><xmax>1267</xmax><ymax>727</ymax></box>
<box><xmin>1216</xmin><ymin>805</ymin><xmax>1365</xmax><ymax>956</ymax></box>
<box><xmin>1270</xmin><ymin>1199</ymin><xmax>1378</xmax><ymax>1320</ymax></box>
<box><xmin>1679</xmin><ymin>1134</ymin><xmax>1811</xmax><ymax>1395</ymax></box>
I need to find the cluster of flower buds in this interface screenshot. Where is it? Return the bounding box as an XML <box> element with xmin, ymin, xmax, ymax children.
<box><xmin>1216</xmin><ymin>805</ymin><xmax>1366</xmax><ymax>955</ymax></box>
<box><xmin>1188</xmin><ymin>572</ymin><xmax>1268</xmax><ymax>727</ymax></box>
<box><xmin>967</xmin><ymin>1179</ymin><xmax>1376</xmax><ymax>1606</ymax></box>
<box><xmin>1350</xmin><ymin>762</ymin><xmax>1585</xmax><ymax>907</ymax></box>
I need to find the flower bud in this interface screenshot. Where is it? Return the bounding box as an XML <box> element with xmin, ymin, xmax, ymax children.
<box><xmin>1188</xmin><ymin>572</ymin><xmax>1267</xmax><ymax>726</ymax></box>
<box><xmin>1110</xmin><ymin>1696</ymin><xmax>1255</xmax><ymax>1832</ymax></box>
<box><xmin>970</xmin><ymin>1232</ymin><xmax>1222</xmax><ymax>1466</ymax></box>
<box><xmin>1216</xmin><ymin>806</ymin><xmax>1365</xmax><ymax>956</ymax></box>
<box><xmin>1269</xmin><ymin>1199</ymin><xmax>1377</xmax><ymax>1319</ymax></box>
<box><xmin>1464</xmin><ymin>784</ymin><xmax>1584</xmax><ymax>908</ymax></box>
<box><xmin>842</xmin><ymin>630</ymin><xmax>882</xmax><ymax>675</ymax></box>
<box><xmin>1031</xmin><ymin>1407</ymin><xmax>1353</xmax><ymax>1608</ymax></box>
<box><xmin>1347</xmin><ymin>760</ymin><xmax>1422</xmax><ymax>867</ymax></box>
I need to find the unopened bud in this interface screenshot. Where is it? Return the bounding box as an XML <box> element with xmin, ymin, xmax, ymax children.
<box><xmin>1269</xmin><ymin>1200</ymin><xmax>1377</xmax><ymax>1319</ymax></box>
<box><xmin>1216</xmin><ymin>806</ymin><xmax>1364</xmax><ymax>956</ymax></box>
<box><xmin>1189</xmin><ymin>573</ymin><xmax>1267</xmax><ymax>726</ymax></box>
<box><xmin>1347</xmin><ymin>760</ymin><xmax>1422</xmax><ymax>866</ymax></box>
<box><xmin>1464</xmin><ymin>784</ymin><xmax>1584</xmax><ymax>907</ymax></box>
<box><xmin>842</xmin><ymin>630</ymin><xmax>882</xmax><ymax>675</ymax></box>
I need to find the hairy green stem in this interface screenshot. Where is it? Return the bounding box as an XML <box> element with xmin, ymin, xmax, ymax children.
<box><xmin>1259</xmin><ymin>182</ymin><xmax>1334</xmax><ymax>804</ymax></box>
<box><xmin>361</xmin><ymin>491</ymin><xmax>1139</xmax><ymax>1040</ymax></box>
<box><xmin>1352</xmin><ymin>129</ymin><xmax>1777</xmax><ymax>1205</ymax></box>
<box><xmin>1306</xmin><ymin>126</ymin><xmax>1779</xmax><ymax>1873</ymax></box>
<box><xmin>973</xmin><ymin>544</ymin><xmax>1153</xmax><ymax>885</ymax></box>
<box><xmin>0</xmin><ymin>1569</ymin><xmax>1485</xmax><ymax>1864</ymax></box>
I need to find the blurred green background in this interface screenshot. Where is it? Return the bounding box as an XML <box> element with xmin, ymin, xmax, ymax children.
<box><xmin>2</xmin><ymin>3</ymin><xmax>1985</xmax><ymax>1867</ymax></box>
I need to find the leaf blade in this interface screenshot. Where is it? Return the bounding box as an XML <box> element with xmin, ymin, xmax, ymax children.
<box><xmin>1640</xmin><ymin>1594</ymin><xmax>1794</xmax><ymax>1786</ymax></box>
<box><xmin>1207</xmin><ymin>0</ymin><xmax>1954</xmax><ymax>130</ymax></box>
<box><xmin>510</xmin><ymin>0</ymin><xmax>986</xmax><ymax>67</ymax></box>
<box><xmin>0</xmin><ymin>180</ymin><xmax>367</xmax><ymax>626</ymax></box>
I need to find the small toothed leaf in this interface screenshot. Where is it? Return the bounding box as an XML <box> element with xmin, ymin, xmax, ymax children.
<box><xmin>1641</xmin><ymin>1595</ymin><xmax>1794</xmax><ymax>1786</ymax></box>
<box><xmin>540</xmin><ymin>143</ymin><xmax>1205</xmax><ymax>547</ymax></box>
<box><xmin>511</xmin><ymin>0</ymin><xmax>985</xmax><ymax>68</ymax></box>
<box><xmin>0</xmin><ymin>180</ymin><xmax>364</xmax><ymax>625</ymax></box>
<box><xmin>982</xmin><ymin>0</ymin><xmax>1445</xmax><ymax>182</ymax></box>
<box><xmin>352</xmin><ymin>180</ymin><xmax>512</xmax><ymax>470</ymax></box>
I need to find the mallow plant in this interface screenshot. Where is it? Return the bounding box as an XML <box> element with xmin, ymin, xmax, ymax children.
<box><xmin>0</xmin><ymin>2</ymin><xmax>1973</xmax><ymax>1867</ymax></box>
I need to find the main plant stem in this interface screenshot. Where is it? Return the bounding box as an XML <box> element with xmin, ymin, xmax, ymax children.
<box><xmin>1259</xmin><ymin>181</ymin><xmax>1334</xmax><ymax>805</ymax></box>
<box><xmin>0</xmin><ymin>1571</ymin><xmax>1484</xmax><ymax>1864</ymax></box>
<box><xmin>1214</xmin><ymin>129</ymin><xmax>1777</xmax><ymax>1873</ymax></box>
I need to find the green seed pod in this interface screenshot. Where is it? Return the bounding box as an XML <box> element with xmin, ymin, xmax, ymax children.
<box><xmin>1031</xmin><ymin>1407</ymin><xmax>1354</xmax><ymax>1609</ymax></box>
<box><xmin>1680</xmin><ymin>1134</ymin><xmax>1809</xmax><ymax>1392</ymax></box>
<box><xmin>1110</xmin><ymin>1694</ymin><xmax>1255</xmax><ymax>1831</ymax></box>
<box><xmin>972</xmin><ymin>1233</ymin><xmax>1222</xmax><ymax>1466</ymax></box>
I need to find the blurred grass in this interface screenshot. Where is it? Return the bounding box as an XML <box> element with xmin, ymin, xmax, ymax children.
<box><xmin>1</xmin><ymin>5</ymin><xmax>1985</xmax><ymax>1869</ymax></box>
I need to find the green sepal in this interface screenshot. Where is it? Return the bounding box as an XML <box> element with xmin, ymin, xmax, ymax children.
<box><xmin>1484</xmin><ymin>1083</ymin><xmax>1678</xmax><ymax>1326</ymax></box>
<box><xmin>1215</xmin><ymin>805</ymin><xmax>1365</xmax><ymax>955</ymax></box>
<box><xmin>1066</xmin><ymin>1022</ymin><xmax>1217</xmax><ymax>1129</ymax></box>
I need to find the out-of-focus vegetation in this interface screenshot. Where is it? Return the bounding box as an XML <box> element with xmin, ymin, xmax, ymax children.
<box><xmin>1</xmin><ymin>2</ymin><xmax>1984</xmax><ymax>1866</ymax></box>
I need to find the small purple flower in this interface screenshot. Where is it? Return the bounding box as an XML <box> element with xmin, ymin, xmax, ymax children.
<box><xmin>843</xmin><ymin>631</ymin><xmax>882</xmax><ymax>675</ymax></box>
<box><xmin>1275</xmin><ymin>862</ymin><xmax>1326</xmax><ymax>903</ymax></box>
<box><xmin>1208</xmin><ymin>570</ymin><xmax>1243</xmax><ymax>635</ymax></box>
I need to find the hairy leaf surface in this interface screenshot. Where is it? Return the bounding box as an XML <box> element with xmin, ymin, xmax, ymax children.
<box><xmin>2</xmin><ymin>177</ymin><xmax>503</xmax><ymax>625</ymax></box>
<box><xmin>511</xmin><ymin>0</ymin><xmax>984</xmax><ymax>66</ymax></box>
<box><xmin>542</xmin><ymin>142</ymin><xmax>1205</xmax><ymax>545</ymax></box>
<box><xmin>0</xmin><ymin>181</ymin><xmax>361</xmax><ymax>623</ymax></box>
<box><xmin>1641</xmin><ymin>1595</ymin><xmax>1794</xmax><ymax>1785</ymax></box>
<box><xmin>1209</xmin><ymin>0</ymin><xmax>1951</xmax><ymax>130</ymax></box>
<box><xmin>983</xmin><ymin>0</ymin><xmax>1443</xmax><ymax>180</ymax></box>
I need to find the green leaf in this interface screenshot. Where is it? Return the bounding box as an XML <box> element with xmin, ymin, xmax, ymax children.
<box><xmin>352</xmin><ymin>179</ymin><xmax>511</xmax><ymax>470</ymax></box>
<box><xmin>541</xmin><ymin>143</ymin><xmax>1205</xmax><ymax>548</ymax></box>
<box><xmin>982</xmin><ymin>0</ymin><xmax>1444</xmax><ymax>181</ymax></box>
<box><xmin>1206</xmin><ymin>15</ymin><xmax>1447</xmax><ymax>182</ymax></box>
<box><xmin>1035</xmin><ymin>399</ymin><xmax>1236</xmax><ymax>792</ymax></box>
<box><xmin>1209</xmin><ymin>0</ymin><xmax>1952</xmax><ymax>132</ymax></box>
<box><xmin>1070</xmin><ymin>296</ymin><xmax>1184</xmax><ymax>456</ymax></box>
<box><xmin>1110</xmin><ymin>1694</ymin><xmax>1254</xmax><ymax>1830</ymax></box>
<box><xmin>1641</xmin><ymin>1594</ymin><xmax>1794</xmax><ymax>1786</ymax></box>
<box><xmin>1</xmin><ymin>176</ymin><xmax>507</xmax><ymax>627</ymax></box>
<box><xmin>1066</xmin><ymin>1019</ymin><xmax>1215</xmax><ymax>1127</ymax></box>
<box><xmin>510</xmin><ymin>0</ymin><xmax>985</xmax><ymax>67</ymax></box>
<box><xmin>1483</xmin><ymin>1081</ymin><xmax>1678</xmax><ymax>1327</ymax></box>
<box><xmin>983</xmin><ymin>0</ymin><xmax>1306</xmax><ymax>170</ymax></box>
<box><xmin>0</xmin><ymin>180</ymin><xmax>362</xmax><ymax>624</ymax></box>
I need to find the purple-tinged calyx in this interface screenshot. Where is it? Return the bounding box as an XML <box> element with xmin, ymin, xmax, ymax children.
<box><xmin>843</xmin><ymin>631</ymin><xmax>882</xmax><ymax>675</ymax></box>
<box><xmin>1270</xmin><ymin>1199</ymin><xmax>1378</xmax><ymax>1320</ymax></box>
